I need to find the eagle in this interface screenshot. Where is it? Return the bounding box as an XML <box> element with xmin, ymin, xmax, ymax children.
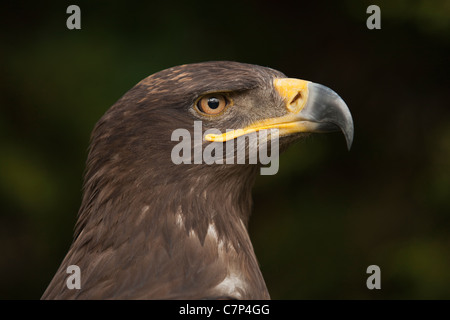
<box><xmin>42</xmin><ymin>61</ymin><xmax>353</xmax><ymax>299</ymax></box>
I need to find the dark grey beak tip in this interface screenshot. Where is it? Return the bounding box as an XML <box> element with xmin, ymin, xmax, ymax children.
<box><xmin>345</xmin><ymin>130</ymin><xmax>354</xmax><ymax>150</ymax></box>
<box><xmin>306</xmin><ymin>82</ymin><xmax>354</xmax><ymax>151</ymax></box>
<box><xmin>343</xmin><ymin>122</ymin><xmax>354</xmax><ymax>150</ymax></box>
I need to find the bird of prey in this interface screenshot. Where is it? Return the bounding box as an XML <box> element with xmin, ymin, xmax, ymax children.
<box><xmin>42</xmin><ymin>61</ymin><xmax>353</xmax><ymax>299</ymax></box>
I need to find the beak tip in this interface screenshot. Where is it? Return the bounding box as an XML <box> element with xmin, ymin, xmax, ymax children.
<box><xmin>343</xmin><ymin>121</ymin><xmax>354</xmax><ymax>151</ymax></box>
<box><xmin>346</xmin><ymin>138</ymin><xmax>353</xmax><ymax>150</ymax></box>
<box><xmin>305</xmin><ymin>82</ymin><xmax>354</xmax><ymax>151</ymax></box>
<box><xmin>345</xmin><ymin>126</ymin><xmax>354</xmax><ymax>150</ymax></box>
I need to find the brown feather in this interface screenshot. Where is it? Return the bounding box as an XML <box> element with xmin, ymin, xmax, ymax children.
<box><xmin>42</xmin><ymin>61</ymin><xmax>288</xmax><ymax>299</ymax></box>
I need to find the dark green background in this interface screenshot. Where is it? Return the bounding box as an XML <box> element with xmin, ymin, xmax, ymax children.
<box><xmin>1</xmin><ymin>0</ymin><xmax>449</xmax><ymax>299</ymax></box>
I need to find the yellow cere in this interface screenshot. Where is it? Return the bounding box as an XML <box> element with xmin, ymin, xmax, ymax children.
<box><xmin>273</xmin><ymin>78</ymin><xmax>309</xmax><ymax>114</ymax></box>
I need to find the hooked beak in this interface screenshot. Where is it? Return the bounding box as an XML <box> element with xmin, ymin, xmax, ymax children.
<box><xmin>205</xmin><ymin>78</ymin><xmax>354</xmax><ymax>150</ymax></box>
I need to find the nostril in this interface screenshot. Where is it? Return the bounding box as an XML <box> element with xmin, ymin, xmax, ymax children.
<box><xmin>290</xmin><ymin>92</ymin><xmax>302</xmax><ymax>105</ymax></box>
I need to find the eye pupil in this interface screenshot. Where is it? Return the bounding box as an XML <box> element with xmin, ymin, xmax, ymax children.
<box><xmin>207</xmin><ymin>97</ymin><xmax>220</xmax><ymax>109</ymax></box>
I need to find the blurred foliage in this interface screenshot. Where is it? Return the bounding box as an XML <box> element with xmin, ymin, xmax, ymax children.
<box><xmin>0</xmin><ymin>0</ymin><xmax>449</xmax><ymax>299</ymax></box>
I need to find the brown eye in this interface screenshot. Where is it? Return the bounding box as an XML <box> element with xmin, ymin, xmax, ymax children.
<box><xmin>197</xmin><ymin>94</ymin><xmax>228</xmax><ymax>115</ymax></box>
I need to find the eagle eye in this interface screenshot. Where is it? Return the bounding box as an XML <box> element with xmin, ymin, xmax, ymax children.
<box><xmin>196</xmin><ymin>94</ymin><xmax>228</xmax><ymax>115</ymax></box>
